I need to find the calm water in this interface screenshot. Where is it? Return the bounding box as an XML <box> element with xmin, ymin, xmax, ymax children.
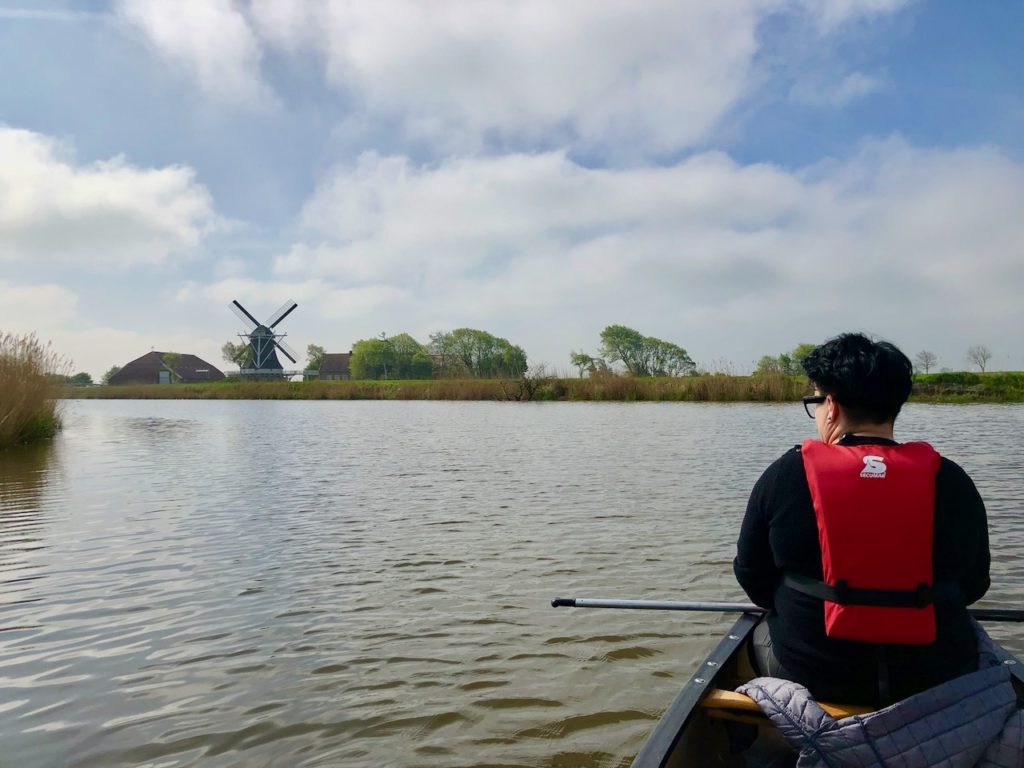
<box><xmin>1</xmin><ymin>401</ymin><xmax>1022</xmax><ymax>767</ymax></box>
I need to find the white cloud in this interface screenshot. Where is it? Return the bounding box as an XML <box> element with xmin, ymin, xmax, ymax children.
<box><xmin>0</xmin><ymin>280</ymin><xmax>79</xmax><ymax>330</ymax></box>
<box><xmin>116</xmin><ymin>0</ymin><xmax>271</xmax><ymax>107</ymax></box>
<box><xmin>798</xmin><ymin>0</ymin><xmax>912</xmax><ymax>33</ymax></box>
<box><xmin>250</xmin><ymin>0</ymin><xmax>766</xmax><ymax>156</ymax></box>
<box><xmin>0</xmin><ymin>126</ymin><xmax>221</xmax><ymax>268</ymax></box>
<box><xmin>282</xmin><ymin>148</ymin><xmax>806</xmax><ymax>284</ymax></box>
<box><xmin>319</xmin><ymin>285</ymin><xmax>411</xmax><ymax>321</ymax></box>
<box><xmin>114</xmin><ymin>0</ymin><xmax>914</xmax><ymax>155</ymax></box>
<box><xmin>278</xmin><ymin>149</ymin><xmax>804</xmax><ymax>284</ymax></box>
<box><xmin>258</xmin><ymin>138</ymin><xmax>1024</xmax><ymax>371</ymax></box>
<box><xmin>174</xmin><ymin>277</ymin><xmax>327</xmax><ymax>309</ymax></box>
<box><xmin>789</xmin><ymin>71</ymin><xmax>886</xmax><ymax>107</ymax></box>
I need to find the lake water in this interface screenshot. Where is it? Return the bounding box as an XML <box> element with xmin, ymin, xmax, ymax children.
<box><xmin>1</xmin><ymin>400</ymin><xmax>1022</xmax><ymax>767</ymax></box>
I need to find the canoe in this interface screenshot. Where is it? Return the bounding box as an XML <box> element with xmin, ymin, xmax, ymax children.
<box><xmin>629</xmin><ymin>611</ymin><xmax>1024</xmax><ymax>767</ymax></box>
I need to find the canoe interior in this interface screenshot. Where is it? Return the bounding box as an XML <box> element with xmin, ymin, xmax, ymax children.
<box><xmin>631</xmin><ymin>612</ymin><xmax>1024</xmax><ymax>768</ymax></box>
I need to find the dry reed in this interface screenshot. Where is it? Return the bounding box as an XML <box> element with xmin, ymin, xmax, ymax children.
<box><xmin>0</xmin><ymin>332</ymin><xmax>68</xmax><ymax>448</ymax></box>
<box><xmin>70</xmin><ymin>373</ymin><xmax>811</xmax><ymax>403</ymax></box>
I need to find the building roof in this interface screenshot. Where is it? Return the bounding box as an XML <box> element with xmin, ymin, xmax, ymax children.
<box><xmin>319</xmin><ymin>353</ymin><xmax>351</xmax><ymax>375</ymax></box>
<box><xmin>108</xmin><ymin>351</ymin><xmax>225</xmax><ymax>385</ymax></box>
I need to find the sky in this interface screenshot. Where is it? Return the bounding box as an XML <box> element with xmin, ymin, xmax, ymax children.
<box><xmin>1</xmin><ymin>0</ymin><xmax>1022</xmax><ymax>379</ymax></box>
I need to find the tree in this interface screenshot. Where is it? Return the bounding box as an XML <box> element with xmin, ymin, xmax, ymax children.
<box><xmin>387</xmin><ymin>333</ymin><xmax>434</xmax><ymax>378</ymax></box>
<box><xmin>101</xmin><ymin>365</ymin><xmax>121</xmax><ymax>385</ymax></box>
<box><xmin>754</xmin><ymin>355</ymin><xmax>789</xmax><ymax>376</ymax></box>
<box><xmin>570</xmin><ymin>351</ymin><xmax>599</xmax><ymax>378</ymax></box>
<box><xmin>913</xmin><ymin>350</ymin><xmax>938</xmax><ymax>374</ymax></box>
<box><xmin>500</xmin><ymin>343</ymin><xmax>528</xmax><ymax>378</ymax></box>
<box><xmin>791</xmin><ymin>343</ymin><xmax>816</xmax><ymax>369</ymax></box>
<box><xmin>161</xmin><ymin>352</ymin><xmax>182</xmax><ymax>382</ymax></box>
<box><xmin>222</xmin><ymin>341</ymin><xmax>252</xmax><ymax>371</ymax></box>
<box><xmin>967</xmin><ymin>345</ymin><xmax>993</xmax><ymax>372</ymax></box>
<box><xmin>427</xmin><ymin>330</ymin><xmax>462</xmax><ymax>377</ymax></box>
<box><xmin>350</xmin><ymin>338</ymin><xmax>393</xmax><ymax>380</ymax></box>
<box><xmin>306</xmin><ymin>344</ymin><xmax>326</xmax><ymax>371</ymax></box>
<box><xmin>598</xmin><ymin>325</ymin><xmax>646</xmax><ymax>375</ymax></box>
<box><xmin>68</xmin><ymin>371</ymin><xmax>94</xmax><ymax>386</ymax></box>
<box><xmin>428</xmin><ymin>328</ymin><xmax>527</xmax><ymax>378</ymax></box>
<box><xmin>754</xmin><ymin>343</ymin><xmax>815</xmax><ymax>376</ymax></box>
<box><xmin>348</xmin><ymin>333</ymin><xmax>435</xmax><ymax>380</ymax></box>
<box><xmin>597</xmin><ymin>325</ymin><xmax>695</xmax><ymax>377</ymax></box>
<box><xmin>647</xmin><ymin>338</ymin><xmax>696</xmax><ymax>377</ymax></box>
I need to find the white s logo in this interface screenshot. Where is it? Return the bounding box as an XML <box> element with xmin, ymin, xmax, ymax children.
<box><xmin>860</xmin><ymin>455</ymin><xmax>887</xmax><ymax>478</ymax></box>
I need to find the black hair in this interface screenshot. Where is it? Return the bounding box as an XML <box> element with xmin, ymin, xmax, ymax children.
<box><xmin>801</xmin><ymin>333</ymin><xmax>913</xmax><ymax>424</ymax></box>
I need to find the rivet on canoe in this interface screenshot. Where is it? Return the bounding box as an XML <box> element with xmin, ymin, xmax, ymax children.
<box><xmin>694</xmin><ymin>678</ymin><xmax>706</xmax><ymax>685</ymax></box>
<box><xmin>706</xmin><ymin>661</ymin><xmax>719</xmax><ymax>667</ymax></box>
<box><xmin>1005</xmin><ymin>660</ymin><xmax>1017</xmax><ymax>665</ymax></box>
<box><xmin>728</xmin><ymin>635</ymin><xmax>740</xmax><ymax>640</ymax></box>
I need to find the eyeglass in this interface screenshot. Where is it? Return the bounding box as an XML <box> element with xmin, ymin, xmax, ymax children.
<box><xmin>802</xmin><ymin>395</ymin><xmax>826</xmax><ymax>418</ymax></box>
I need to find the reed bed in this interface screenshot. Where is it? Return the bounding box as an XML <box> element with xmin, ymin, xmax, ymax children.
<box><xmin>557</xmin><ymin>372</ymin><xmax>807</xmax><ymax>402</ymax></box>
<box><xmin>69</xmin><ymin>374</ymin><xmax>811</xmax><ymax>402</ymax></box>
<box><xmin>64</xmin><ymin>371</ymin><xmax>1024</xmax><ymax>405</ymax></box>
<box><xmin>0</xmin><ymin>332</ymin><xmax>67</xmax><ymax>448</ymax></box>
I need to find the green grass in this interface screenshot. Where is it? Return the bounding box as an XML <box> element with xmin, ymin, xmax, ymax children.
<box><xmin>911</xmin><ymin>372</ymin><xmax>1024</xmax><ymax>403</ymax></box>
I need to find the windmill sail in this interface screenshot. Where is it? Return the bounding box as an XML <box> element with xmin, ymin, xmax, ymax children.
<box><xmin>267</xmin><ymin>300</ymin><xmax>298</xmax><ymax>329</ymax></box>
<box><xmin>274</xmin><ymin>338</ymin><xmax>298</xmax><ymax>364</ymax></box>
<box><xmin>231</xmin><ymin>300</ymin><xmax>260</xmax><ymax>330</ymax></box>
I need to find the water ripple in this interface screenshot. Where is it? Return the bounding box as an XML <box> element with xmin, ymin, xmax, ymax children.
<box><xmin>0</xmin><ymin>400</ymin><xmax>1020</xmax><ymax>767</ymax></box>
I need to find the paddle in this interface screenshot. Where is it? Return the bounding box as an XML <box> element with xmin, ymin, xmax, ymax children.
<box><xmin>552</xmin><ymin>597</ymin><xmax>1024</xmax><ymax>623</ymax></box>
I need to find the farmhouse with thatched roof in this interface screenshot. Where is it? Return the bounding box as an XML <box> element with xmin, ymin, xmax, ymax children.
<box><xmin>108</xmin><ymin>351</ymin><xmax>225</xmax><ymax>385</ymax></box>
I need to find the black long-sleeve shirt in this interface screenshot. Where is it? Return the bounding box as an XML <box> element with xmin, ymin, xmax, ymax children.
<box><xmin>734</xmin><ymin>435</ymin><xmax>990</xmax><ymax>703</ymax></box>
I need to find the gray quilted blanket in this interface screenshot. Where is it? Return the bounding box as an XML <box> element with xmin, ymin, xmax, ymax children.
<box><xmin>736</xmin><ymin>627</ymin><xmax>1024</xmax><ymax>767</ymax></box>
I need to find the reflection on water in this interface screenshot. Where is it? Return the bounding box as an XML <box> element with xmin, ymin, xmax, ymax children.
<box><xmin>0</xmin><ymin>400</ymin><xmax>1021</xmax><ymax>767</ymax></box>
<box><xmin>0</xmin><ymin>444</ymin><xmax>55</xmax><ymax>630</ymax></box>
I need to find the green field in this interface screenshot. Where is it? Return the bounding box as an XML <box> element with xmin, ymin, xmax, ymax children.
<box><xmin>910</xmin><ymin>372</ymin><xmax>1024</xmax><ymax>403</ymax></box>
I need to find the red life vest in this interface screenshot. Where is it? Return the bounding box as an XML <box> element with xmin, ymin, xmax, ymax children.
<box><xmin>800</xmin><ymin>440</ymin><xmax>941</xmax><ymax>644</ymax></box>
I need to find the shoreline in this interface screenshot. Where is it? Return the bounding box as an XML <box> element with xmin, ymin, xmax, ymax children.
<box><xmin>61</xmin><ymin>372</ymin><xmax>1024</xmax><ymax>404</ymax></box>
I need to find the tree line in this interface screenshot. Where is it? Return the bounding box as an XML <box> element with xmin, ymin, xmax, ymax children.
<box><xmin>223</xmin><ymin>328</ymin><xmax>528</xmax><ymax>380</ymax></box>
<box><xmin>221</xmin><ymin>325</ymin><xmax>1005</xmax><ymax>381</ymax></box>
<box><xmin>755</xmin><ymin>344</ymin><xmax>999</xmax><ymax>376</ymax></box>
<box><xmin>912</xmin><ymin>346</ymin><xmax>995</xmax><ymax>374</ymax></box>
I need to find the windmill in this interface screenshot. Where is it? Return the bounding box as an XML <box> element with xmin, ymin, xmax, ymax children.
<box><xmin>230</xmin><ymin>299</ymin><xmax>299</xmax><ymax>377</ymax></box>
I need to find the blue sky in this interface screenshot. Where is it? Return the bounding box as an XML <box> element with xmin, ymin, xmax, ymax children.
<box><xmin>1</xmin><ymin>0</ymin><xmax>1022</xmax><ymax>378</ymax></box>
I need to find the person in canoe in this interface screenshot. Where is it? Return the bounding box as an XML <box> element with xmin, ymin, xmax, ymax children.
<box><xmin>733</xmin><ymin>332</ymin><xmax>991</xmax><ymax>707</ymax></box>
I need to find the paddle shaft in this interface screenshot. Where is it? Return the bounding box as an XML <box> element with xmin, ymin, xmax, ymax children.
<box><xmin>552</xmin><ymin>597</ymin><xmax>760</xmax><ymax>613</ymax></box>
<box><xmin>552</xmin><ymin>597</ymin><xmax>1024</xmax><ymax>623</ymax></box>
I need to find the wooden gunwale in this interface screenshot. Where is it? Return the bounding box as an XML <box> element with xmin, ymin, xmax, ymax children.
<box><xmin>629</xmin><ymin>612</ymin><xmax>1024</xmax><ymax>768</ymax></box>
<box><xmin>630</xmin><ymin>611</ymin><xmax>760</xmax><ymax>767</ymax></box>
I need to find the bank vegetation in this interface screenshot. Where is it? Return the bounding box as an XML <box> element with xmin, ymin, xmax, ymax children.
<box><xmin>71</xmin><ymin>373</ymin><xmax>806</xmax><ymax>402</ymax></box>
<box><xmin>1</xmin><ymin>333</ymin><xmax>68</xmax><ymax>448</ymax></box>
<box><xmin>64</xmin><ymin>370</ymin><xmax>1024</xmax><ymax>404</ymax></box>
<box><xmin>910</xmin><ymin>372</ymin><xmax>1024</xmax><ymax>403</ymax></box>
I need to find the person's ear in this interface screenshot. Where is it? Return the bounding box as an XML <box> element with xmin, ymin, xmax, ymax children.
<box><xmin>825</xmin><ymin>395</ymin><xmax>837</xmax><ymax>423</ymax></box>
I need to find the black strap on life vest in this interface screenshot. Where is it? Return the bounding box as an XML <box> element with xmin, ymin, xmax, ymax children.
<box><xmin>783</xmin><ymin>573</ymin><xmax>962</xmax><ymax>609</ymax></box>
